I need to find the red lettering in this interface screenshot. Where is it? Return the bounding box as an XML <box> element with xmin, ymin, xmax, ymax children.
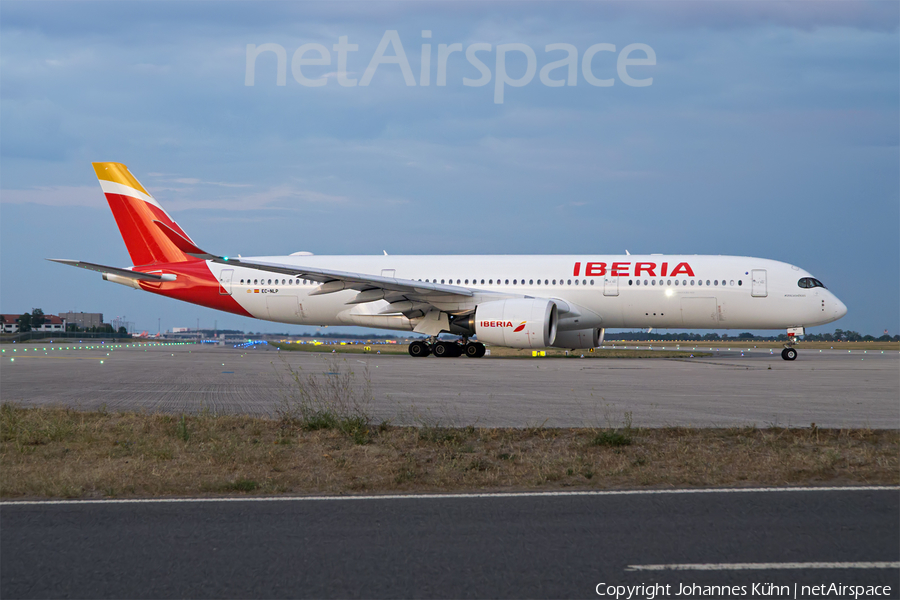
<box><xmin>611</xmin><ymin>262</ymin><xmax>629</xmax><ymax>277</ymax></box>
<box><xmin>635</xmin><ymin>262</ymin><xmax>657</xmax><ymax>277</ymax></box>
<box><xmin>585</xmin><ymin>262</ymin><xmax>607</xmax><ymax>276</ymax></box>
<box><xmin>573</xmin><ymin>262</ymin><xmax>581</xmax><ymax>277</ymax></box>
<box><xmin>661</xmin><ymin>262</ymin><xmax>668</xmax><ymax>277</ymax></box>
<box><xmin>669</xmin><ymin>262</ymin><xmax>695</xmax><ymax>277</ymax></box>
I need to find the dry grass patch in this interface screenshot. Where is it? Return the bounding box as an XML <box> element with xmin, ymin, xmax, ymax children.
<box><xmin>1</xmin><ymin>405</ymin><xmax>896</xmax><ymax>499</ymax></box>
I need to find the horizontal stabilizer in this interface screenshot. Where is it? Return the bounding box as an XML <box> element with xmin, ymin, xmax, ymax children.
<box><xmin>47</xmin><ymin>259</ymin><xmax>175</xmax><ymax>281</ymax></box>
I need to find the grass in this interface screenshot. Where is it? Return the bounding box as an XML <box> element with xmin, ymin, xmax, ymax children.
<box><xmin>1</xmin><ymin>404</ymin><xmax>896</xmax><ymax>499</ymax></box>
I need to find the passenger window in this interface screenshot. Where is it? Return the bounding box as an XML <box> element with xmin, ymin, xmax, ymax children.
<box><xmin>629</xmin><ymin>280</ymin><xmax>633</xmax><ymax>286</ymax></box>
<box><xmin>690</xmin><ymin>280</ymin><xmax>695</xmax><ymax>286</ymax></box>
<box><xmin>567</xmin><ymin>279</ymin><xmax>572</xmax><ymax>285</ymax></box>
<box><xmin>575</xmin><ymin>280</ymin><xmax>579</xmax><ymax>285</ymax></box>
<box><xmin>738</xmin><ymin>280</ymin><xmax>742</xmax><ymax>286</ymax></box>
<box><xmin>529</xmin><ymin>279</ymin><xmax>533</xmax><ymax>285</ymax></box>
<box><xmin>465</xmin><ymin>279</ymin><xmax>468</xmax><ymax>284</ymax></box>
<box><xmin>583</xmin><ymin>280</ymin><xmax>587</xmax><ymax>285</ymax></box>
<box><xmin>513</xmin><ymin>279</ymin><xmax>517</xmax><ymax>285</ymax></box>
<box><xmin>698</xmin><ymin>280</ymin><xmax>702</xmax><ymax>286</ymax></box>
<box><xmin>730</xmin><ymin>280</ymin><xmax>734</xmax><ymax>286</ymax></box>
<box><xmin>590</xmin><ymin>280</ymin><xmax>594</xmax><ymax>285</ymax></box>
<box><xmin>674</xmin><ymin>280</ymin><xmax>678</xmax><ymax>286</ymax></box>
<box><xmin>667</xmin><ymin>280</ymin><xmax>672</xmax><ymax>286</ymax></box>
<box><xmin>652</xmin><ymin>280</ymin><xmax>656</xmax><ymax>286</ymax></box>
<box><xmin>714</xmin><ymin>280</ymin><xmax>718</xmax><ymax>286</ymax></box>
<box><xmin>706</xmin><ymin>280</ymin><xmax>710</xmax><ymax>286</ymax></box>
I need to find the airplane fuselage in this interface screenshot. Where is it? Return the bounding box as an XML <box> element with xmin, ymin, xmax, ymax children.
<box><xmin>186</xmin><ymin>254</ymin><xmax>846</xmax><ymax>332</ymax></box>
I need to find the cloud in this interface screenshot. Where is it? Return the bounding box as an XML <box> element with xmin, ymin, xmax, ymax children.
<box><xmin>163</xmin><ymin>185</ymin><xmax>349</xmax><ymax>211</ymax></box>
<box><xmin>0</xmin><ymin>186</ymin><xmax>103</xmax><ymax>208</ymax></box>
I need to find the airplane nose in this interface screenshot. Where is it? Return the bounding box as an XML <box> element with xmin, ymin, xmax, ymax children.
<box><xmin>833</xmin><ymin>296</ymin><xmax>848</xmax><ymax>319</ymax></box>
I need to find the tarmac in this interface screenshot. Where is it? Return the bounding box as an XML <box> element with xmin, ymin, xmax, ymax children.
<box><xmin>1</xmin><ymin>341</ymin><xmax>897</xmax><ymax>428</ymax></box>
<box><xmin>2</xmin><ymin>488</ymin><xmax>898</xmax><ymax>599</ymax></box>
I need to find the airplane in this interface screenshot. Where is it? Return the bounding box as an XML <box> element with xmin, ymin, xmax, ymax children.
<box><xmin>50</xmin><ymin>163</ymin><xmax>848</xmax><ymax>361</ymax></box>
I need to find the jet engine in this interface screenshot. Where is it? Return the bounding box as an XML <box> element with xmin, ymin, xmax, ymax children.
<box><xmin>470</xmin><ymin>299</ymin><xmax>558</xmax><ymax>349</ymax></box>
<box><xmin>551</xmin><ymin>328</ymin><xmax>605</xmax><ymax>350</ymax></box>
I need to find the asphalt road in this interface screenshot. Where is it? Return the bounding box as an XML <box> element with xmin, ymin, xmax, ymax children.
<box><xmin>1</xmin><ymin>342</ymin><xmax>897</xmax><ymax>428</ymax></box>
<box><xmin>2</xmin><ymin>488</ymin><xmax>897</xmax><ymax>599</ymax></box>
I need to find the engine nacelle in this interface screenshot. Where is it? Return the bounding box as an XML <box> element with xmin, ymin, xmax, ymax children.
<box><xmin>474</xmin><ymin>299</ymin><xmax>558</xmax><ymax>349</ymax></box>
<box><xmin>551</xmin><ymin>328</ymin><xmax>605</xmax><ymax>350</ymax></box>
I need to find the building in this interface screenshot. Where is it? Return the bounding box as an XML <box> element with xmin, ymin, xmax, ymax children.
<box><xmin>59</xmin><ymin>312</ymin><xmax>104</xmax><ymax>330</ymax></box>
<box><xmin>1</xmin><ymin>314</ymin><xmax>67</xmax><ymax>333</ymax></box>
<box><xmin>1</xmin><ymin>314</ymin><xmax>20</xmax><ymax>333</ymax></box>
<box><xmin>36</xmin><ymin>315</ymin><xmax>67</xmax><ymax>332</ymax></box>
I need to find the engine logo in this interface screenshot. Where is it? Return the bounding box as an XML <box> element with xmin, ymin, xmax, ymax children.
<box><xmin>513</xmin><ymin>321</ymin><xmax>527</xmax><ymax>333</ymax></box>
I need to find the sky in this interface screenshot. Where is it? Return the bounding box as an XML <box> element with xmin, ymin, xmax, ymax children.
<box><xmin>1</xmin><ymin>1</ymin><xmax>897</xmax><ymax>336</ymax></box>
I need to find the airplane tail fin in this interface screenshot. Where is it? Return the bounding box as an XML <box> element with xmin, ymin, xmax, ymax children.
<box><xmin>93</xmin><ymin>162</ymin><xmax>198</xmax><ymax>266</ymax></box>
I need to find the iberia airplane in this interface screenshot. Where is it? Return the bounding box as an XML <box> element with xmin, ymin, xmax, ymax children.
<box><xmin>51</xmin><ymin>163</ymin><xmax>847</xmax><ymax>360</ymax></box>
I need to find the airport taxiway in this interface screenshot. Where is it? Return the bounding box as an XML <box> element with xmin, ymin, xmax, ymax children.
<box><xmin>1</xmin><ymin>342</ymin><xmax>896</xmax><ymax>428</ymax></box>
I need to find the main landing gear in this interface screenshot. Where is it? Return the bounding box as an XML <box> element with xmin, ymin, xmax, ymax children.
<box><xmin>408</xmin><ymin>338</ymin><xmax>486</xmax><ymax>358</ymax></box>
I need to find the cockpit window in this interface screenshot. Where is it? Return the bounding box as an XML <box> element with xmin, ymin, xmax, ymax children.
<box><xmin>798</xmin><ymin>277</ymin><xmax>826</xmax><ymax>289</ymax></box>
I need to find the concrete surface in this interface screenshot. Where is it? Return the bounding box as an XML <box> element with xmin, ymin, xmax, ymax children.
<box><xmin>1</xmin><ymin>342</ymin><xmax>897</xmax><ymax>428</ymax></box>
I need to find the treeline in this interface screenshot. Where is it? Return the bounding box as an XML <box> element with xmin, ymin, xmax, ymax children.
<box><xmin>609</xmin><ymin>329</ymin><xmax>898</xmax><ymax>342</ymax></box>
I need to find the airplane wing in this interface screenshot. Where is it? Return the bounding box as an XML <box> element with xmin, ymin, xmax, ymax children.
<box><xmin>47</xmin><ymin>259</ymin><xmax>175</xmax><ymax>281</ymax></box>
<box><xmin>153</xmin><ymin>220</ymin><xmax>500</xmax><ymax>313</ymax></box>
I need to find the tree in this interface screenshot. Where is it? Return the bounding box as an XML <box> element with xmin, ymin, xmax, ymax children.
<box><xmin>31</xmin><ymin>308</ymin><xmax>45</xmax><ymax>330</ymax></box>
<box><xmin>17</xmin><ymin>312</ymin><xmax>31</xmax><ymax>333</ymax></box>
<box><xmin>118</xmin><ymin>326</ymin><xmax>128</xmax><ymax>335</ymax></box>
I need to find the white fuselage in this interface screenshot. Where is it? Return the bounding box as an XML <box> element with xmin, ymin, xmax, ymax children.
<box><xmin>208</xmin><ymin>254</ymin><xmax>847</xmax><ymax>333</ymax></box>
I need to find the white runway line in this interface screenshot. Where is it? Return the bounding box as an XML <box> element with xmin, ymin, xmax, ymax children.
<box><xmin>626</xmin><ymin>562</ymin><xmax>900</xmax><ymax>572</ymax></box>
<box><xmin>2</xmin><ymin>485</ymin><xmax>897</xmax><ymax>506</ymax></box>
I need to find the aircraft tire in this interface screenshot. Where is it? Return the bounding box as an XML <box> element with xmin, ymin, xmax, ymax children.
<box><xmin>465</xmin><ymin>342</ymin><xmax>486</xmax><ymax>358</ymax></box>
<box><xmin>434</xmin><ymin>342</ymin><xmax>462</xmax><ymax>357</ymax></box>
<box><xmin>408</xmin><ymin>341</ymin><xmax>431</xmax><ymax>357</ymax></box>
<box><xmin>781</xmin><ymin>348</ymin><xmax>797</xmax><ymax>361</ymax></box>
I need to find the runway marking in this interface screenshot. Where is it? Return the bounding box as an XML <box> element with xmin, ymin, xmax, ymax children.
<box><xmin>1</xmin><ymin>485</ymin><xmax>896</xmax><ymax>506</ymax></box>
<box><xmin>626</xmin><ymin>562</ymin><xmax>900</xmax><ymax>572</ymax></box>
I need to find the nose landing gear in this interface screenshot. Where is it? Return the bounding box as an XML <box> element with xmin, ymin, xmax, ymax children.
<box><xmin>781</xmin><ymin>327</ymin><xmax>804</xmax><ymax>361</ymax></box>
